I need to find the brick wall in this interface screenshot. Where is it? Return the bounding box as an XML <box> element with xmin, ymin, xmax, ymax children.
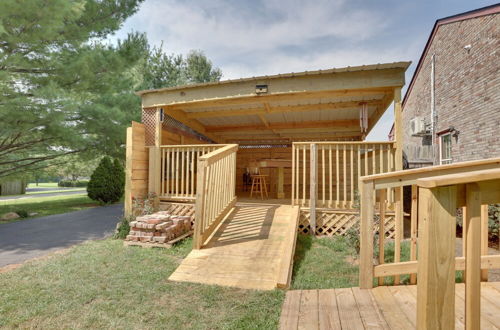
<box><xmin>403</xmin><ymin>13</ymin><xmax>500</xmax><ymax>165</ymax></box>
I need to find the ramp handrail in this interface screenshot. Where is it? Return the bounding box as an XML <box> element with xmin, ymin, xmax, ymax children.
<box><xmin>193</xmin><ymin>144</ymin><xmax>238</xmax><ymax>249</ymax></box>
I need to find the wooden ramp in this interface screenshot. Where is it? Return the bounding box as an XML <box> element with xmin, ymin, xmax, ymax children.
<box><xmin>169</xmin><ymin>203</ymin><xmax>300</xmax><ymax>290</ymax></box>
<box><xmin>279</xmin><ymin>282</ymin><xmax>500</xmax><ymax>329</ymax></box>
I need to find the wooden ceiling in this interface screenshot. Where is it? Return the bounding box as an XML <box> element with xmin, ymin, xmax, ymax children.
<box><xmin>137</xmin><ymin>62</ymin><xmax>410</xmax><ymax>144</ymax></box>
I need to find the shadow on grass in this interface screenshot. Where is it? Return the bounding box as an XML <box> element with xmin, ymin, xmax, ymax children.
<box><xmin>292</xmin><ymin>234</ymin><xmax>313</xmax><ymax>278</ymax></box>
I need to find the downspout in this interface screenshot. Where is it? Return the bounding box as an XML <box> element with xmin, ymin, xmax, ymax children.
<box><xmin>430</xmin><ymin>54</ymin><xmax>438</xmax><ymax>164</ymax></box>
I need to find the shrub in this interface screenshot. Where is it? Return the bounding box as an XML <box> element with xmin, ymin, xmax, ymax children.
<box><xmin>15</xmin><ymin>209</ymin><xmax>29</xmax><ymax>218</ymax></box>
<box><xmin>114</xmin><ymin>216</ymin><xmax>132</xmax><ymax>239</ymax></box>
<box><xmin>58</xmin><ymin>180</ymin><xmax>88</xmax><ymax>187</ymax></box>
<box><xmin>87</xmin><ymin>157</ymin><xmax>124</xmax><ymax>204</ymax></box>
<box><xmin>457</xmin><ymin>203</ymin><xmax>500</xmax><ymax>241</ymax></box>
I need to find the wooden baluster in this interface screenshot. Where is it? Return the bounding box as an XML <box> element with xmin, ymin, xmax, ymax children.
<box><xmin>379</xmin><ymin>144</ymin><xmax>384</xmax><ymax>174</ymax></box>
<box><xmin>394</xmin><ymin>186</ymin><xmax>403</xmax><ymax>285</ymax></box>
<box><xmin>465</xmin><ymin>183</ymin><xmax>481</xmax><ymax>330</ymax></box>
<box><xmin>410</xmin><ymin>185</ymin><xmax>418</xmax><ymax>285</ymax></box>
<box><xmin>378</xmin><ymin>189</ymin><xmax>387</xmax><ymax>286</ymax></box>
<box><xmin>194</xmin><ymin>158</ymin><xmax>207</xmax><ymax>249</ymax></box>
<box><xmin>350</xmin><ymin>144</ymin><xmax>354</xmax><ymax>208</ymax></box>
<box><xmin>161</xmin><ymin>148</ymin><xmax>165</xmax><ymax>196</ymax></box>
<box><xmin>357</xmin><ymin>145</ymin><xmax>361</xmax><ymax>203</ymax></box>
<box><xmin>329</xmin><ymin>145</ymin><xmax>333</xmax><ymax>208</ymax></box>
<box><xmin>416</xmin><ymin>186</ymin><xmax>457</xmax><ymax>330</ymax></box>
<box><xmin>343</xmin><ymin>144</ymin><xmax>347</xmax><ymax>209</ymax></box>
<box><xmin>303</xmin><ymin>145</ymin><xmax>306</xmax><ymax>206</ymax></box>
<box><xmin>336</xmin><ymin>145</ymin><xmax>340</xmax><ymax>207</ymax></box>
<box><xmin>310</xmin><ymin>143</ymin><xmax>317</xmax><ymax>235</ymax></box>
<box><xmin>372</xmin><ymin>144</ymin><xmax>376</xmax><ymax>175</ymax></box>
<box><xmin>165</xmin><ymin>149</ymin><xmax>170</xmax><ymax>196</ymax></box>
<box><xmin>322</xmin><ymin>146</ymin><xmax>326</xmax><ymax>207</ymax></box>
<box><xmin>175</xmin><ymin>148</ymin><xmax>179</xmax><ymax>197</ymax></box>
<box><xmin>181</xmin><ymin>148</ymin><xmax>185</xmax><ymax>197</ymax></box>
<box><xmin>292</xmin><ymin>144</ymin><xmax>295</xmax><ymax>205</ymax></box>
<box><xmin>481</xmin><ymin>204</ymin><xmax>489</xmax><ymax>281</ymax></box>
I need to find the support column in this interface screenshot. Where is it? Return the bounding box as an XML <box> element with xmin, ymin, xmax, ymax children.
<box><xmin>153</xmin><ymin>108</ymin><xmax>162</xmax><ymax>209</ymax></box>
<box><xmin>417</xmin><ymin>186</ymin><xmax>457</xmax><ymax>330</ymax></box>
<box><xmin>393</xmin><ymin>87</ymin><xmax>403</xmax><ymax>171</ymax></box>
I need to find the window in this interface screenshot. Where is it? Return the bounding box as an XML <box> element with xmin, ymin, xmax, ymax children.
<box><xmin>439</xmin><ymin>133</ymin><xmax>452</xmax><ymax>164</ymax></box>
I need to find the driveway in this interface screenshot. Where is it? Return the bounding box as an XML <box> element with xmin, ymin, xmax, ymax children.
<box><xmin>0</xmin><ymin>203</ymin><xmax>123</xmax><ymax>267</ymax></box>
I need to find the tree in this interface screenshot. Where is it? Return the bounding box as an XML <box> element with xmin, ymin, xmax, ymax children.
<box><xmin>0</xmin><ymin>0</ymin><xmax>147</xmax><ymax>179</ymax></box>
<box><xmin>87</xmin><ymin>157</ymin><xmax>124</xmax><ymax>204</ymax></box>
<box><xmin>139</xmin><ymin>46</ymin><xmax>222</xmax><ymax>90</ymax></box>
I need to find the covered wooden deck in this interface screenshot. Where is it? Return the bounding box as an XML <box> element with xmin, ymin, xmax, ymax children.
<box><xmin>169</xmin><ymin>203</ymin><xmax>300</xmax><ymax>290</ymax></box>
<box><xmin>279</xmin><ymin>282</ymin><xmax>500</xmax><ymax>329</ymax></box>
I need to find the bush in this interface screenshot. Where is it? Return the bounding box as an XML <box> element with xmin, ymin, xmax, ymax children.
<box><xmin>457</xmin><ymin>203</ymin><xmax>500</xmax><ymax>241</ymax></box>
<box><xmin>114</xmin><ymin>216</ymin><xmax>131</xmax><ymax>239</ymax></box>
<box><xmin>15</xmin><ymin>209</ymin><xmax>29</xmax><ymax>218</ymax></box>
<box><xmin>87</xmin><ymin>157</ymin><xmax>125</xmax><ymax>204</ymax></box>
<box><xmin>58</xmin><ymin>180</ymin><xmax>88</xmax><ymax>187</ymax></box>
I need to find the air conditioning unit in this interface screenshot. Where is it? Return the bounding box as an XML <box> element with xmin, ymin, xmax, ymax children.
<box><xmin>410</xmin><ymin>117</ymin><xmax>427</xmax><ymax>136</ymax></box>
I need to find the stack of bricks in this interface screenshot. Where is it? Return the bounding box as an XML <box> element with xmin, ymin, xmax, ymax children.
<box><xmin>126</xmin><ymin>211</ymin><xmax>192</xmax><ymax>244</ymax></box>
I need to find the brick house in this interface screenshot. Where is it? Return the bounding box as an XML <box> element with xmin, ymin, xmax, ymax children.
<box><xmin>399</xmin><ymin>4</ymin><xmax>500</xmax><ymax>168</ymax></box>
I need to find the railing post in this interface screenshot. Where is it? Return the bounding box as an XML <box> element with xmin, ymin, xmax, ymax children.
<box><xmin>309</xmin><ymin>143</ymin><xmax>317</xmax><ymax>235</ymax></box>
<box><xmin>193</xmin><ymin>159</ymin><xmax>207</xmax><ymax>249</ymax></box>
<box><xmin>417</xmin><ymin>186</ymin><xmax>457</xmax><ymax>330</ymax></box>
<box><xmin>410</xmin><ymin>184</ymin><xmax>418</xmax><ymax>284</ymax></box>
<box><xmin>465</xmin><ymin>183</ymin><xmax>481</xmax><ymax>330</ymax></box>
<box><xmin>359</xmin><ymin>180</ymin><xmax>375</xmax><ymax>289</ymax></box>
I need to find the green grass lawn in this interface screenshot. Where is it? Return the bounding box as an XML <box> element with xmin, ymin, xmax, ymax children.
<box><xmin>27</xmin><ymin>182</ymin><xmax>59</xmax><ymax>188</ymax></box>
<box><xmin>0</xmin><ymin>234</ymin><xmax>360</xmax><ymax>328</ymax></box>
<box><xmin>26</xmin><ymin>188</ymin><xmax>86</xmax><ymax>195</ymax></box>
<box><xmin>0</xmin><ymin>194</ymin><xmax>97</xmax><ymax>224</ymax></box>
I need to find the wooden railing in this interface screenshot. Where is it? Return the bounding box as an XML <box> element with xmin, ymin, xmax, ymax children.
<box><xmin>292</xmin><ymin>142</ymin><xmax>396</xmax><ymax>209</ymax></box>
<box><xmin>193</xmin><ymin>144</ymin><xmax>238</xmax><ymax>249</ymax></box>
<box><xmin>359</xmin><ymin>157</ymin><xmax>500</xmax><ymax>329</ymax></box>
<box><xmin>156</xmin><ymin>145</ymin><xmax>222</xmax><ymax>201</ymax></box>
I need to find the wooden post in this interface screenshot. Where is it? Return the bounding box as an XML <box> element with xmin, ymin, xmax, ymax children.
<box><xmin>193</xmin><ymin>159</ymin><xmax>207</xmax><ymax>249</ymax></box>
<box><xmin>480</xmin><ymin>204</ymin><xmax>489</xmax><ymax>281</ymax></box>
<box><xmin>394</xmin><ymin>186</ymin><xmax>403</xmax><ymax>285</ymax></box>
<box><xmin>153</xmin><ymin>108</ymin><xmax>162</xmax><ymax>209</ymax></box>
<box><xmin>277</xmin><ymin>167</ymin><xmax>285</xmax><ymax>199</ymax></box>
<box><xmin>465</xmin><ymin>183</ymin><xmax>481</xmax><ymax>330</ymax></box>
<box><xmin>310</xmin><ymin>143</ymin><xmax>317</xmax><ymax>235</ymax></box>
<box><xmin>393</xmin><ymin>87</ymin><xmax>403</xmax><ymax>171</ymax></box>
<box><xmin>378</xmin><ymin>189</ymin><xmax>386</xmax><ymax>286</ymax></box>
<box><xmin>417</xmin><ymin>186</ymin><xmax>457</xmax><ymax>330</ymax></box>
<box><xmin>124</xmin><ymin>126</ymin><xmax>133</xmax><ymax>218</ymax></box>
<box><xmin>359</xmin><ymin>180</ymin><xmax>375</xmax><ymax>289</ymax></box>
<box><xmin>410</xmin><ymin>184</ymin><xmax>418</xmax><ymax>284</ymax></box>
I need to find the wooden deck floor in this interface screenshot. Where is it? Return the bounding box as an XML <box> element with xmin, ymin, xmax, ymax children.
<box><xmin>169</xmin><ymin>203</ymin><xmax>300</xmax><ymax>290</ymax></box>
<box><xmin>280</xmin><ymin>282</ymin><xmax>500</xmax><ymax>329</ymax></box>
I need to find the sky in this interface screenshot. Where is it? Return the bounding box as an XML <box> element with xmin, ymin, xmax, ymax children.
<box><xmin>113</xmin><ymin>0</ymin><xmax>496</xmax><ymax>140</ymax></box>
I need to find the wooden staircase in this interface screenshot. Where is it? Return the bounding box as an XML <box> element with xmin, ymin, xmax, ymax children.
<box><xmin>169</xmin><ymin>203</ymin><xmax>300</xmax><ymax>290</ymax></box>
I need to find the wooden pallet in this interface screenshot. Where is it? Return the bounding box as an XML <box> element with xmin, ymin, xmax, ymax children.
<box><xmin>124</xmin><ymin>231</ymin><xmax>193</xmax><ymax>249</ymax></box>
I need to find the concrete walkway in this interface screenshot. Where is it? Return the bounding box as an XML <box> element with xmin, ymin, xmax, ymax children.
<box><xmin>0</xmin><ymin>203</ymin><xmax>123</xmax><ymax>267</ymax></box>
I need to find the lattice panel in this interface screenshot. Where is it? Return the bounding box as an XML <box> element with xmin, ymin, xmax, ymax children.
<box><xmin>159</xmin><ymin>202</ymin><xmax>196</xmax><ymax>228</ymax></box>
<box><xmin>298</xmin><ymin>210</ymin><xmax>396</xmax><ymax>238</ymax></box>
<box><xmin>142</xmin><ymin>108</ymin><xmax>157</xmax><ymax>146</ymax></box>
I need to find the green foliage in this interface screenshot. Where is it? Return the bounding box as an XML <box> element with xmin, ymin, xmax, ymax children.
<box><xmin>114</xmin><ymin>216</ymin><xmax>132</xmax><ymax>239</ymax></box>
<box><xmin>139</xmin><ymin>46</ymin><xmax>222</xmax><ymax>90</ymax></box>
<box><xmin>457</xmin><ymin>203</ymin><xmax>500</xmax><ymax>240</ymax></box>
<box><xmin>14</xmin><ymin>209</ymin><xmax>28</xmax><ymax>218</ymax></box>
<box><xmin>87</xmin><ymin>157</ymin><xmax>124</xmax><ymax>204</ymax></box>
<box><xmin>0</xmin><ymin>0</ymin><xmax>147</xmax><ymax>179</ymax></box>
<box><xmin>58</xmin><ymin>180</ymin><xmax>88</xmax><ymax>187</ymax></box>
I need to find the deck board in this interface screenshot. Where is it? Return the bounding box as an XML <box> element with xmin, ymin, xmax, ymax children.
<box><xmin>169</xmin><ymin>203</ymin><xmax>300</xmax><ymax>290</ymax></box>
<box><xmin>280</xmin><ymin>282</ymin><xmax>500</xmax><ymax>329</ymax></box>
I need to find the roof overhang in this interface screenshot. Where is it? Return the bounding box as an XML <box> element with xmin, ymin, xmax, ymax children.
<box><xmin>138</xmin><ymin>61</ymin><xmax>411</xmax><ymax>144</ymax></box>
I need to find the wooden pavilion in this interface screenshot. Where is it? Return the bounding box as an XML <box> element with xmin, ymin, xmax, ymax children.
<box><xmin>124</xmin><ymin>61</ymin><xmax>500</xmax><ymax>328</ymax></box>
<box><xmin>124</xmin><ymin>62</ymin><xmax>410</xmax><ymax>289</ymax></box>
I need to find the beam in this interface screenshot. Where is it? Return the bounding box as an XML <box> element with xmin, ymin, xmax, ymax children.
<box><xmin>205</xmin><ymin>119</ymin><xmax>359</xmax><ymax>133</ymax></box>
<box><xmin>140</xmin><ymin>67</ymin><xmax>406</xmax><ymax>108</ymax></box>
<box><xmin>185</xmin><ymin>99</ymin><xmax>382</xmax><ymax>119</ymax></box>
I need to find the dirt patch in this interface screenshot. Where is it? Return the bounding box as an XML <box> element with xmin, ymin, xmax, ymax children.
<box><xmin>345</xmin><ymin>255</ymin><xmax>359</xmax><ymax>266</ymax></box>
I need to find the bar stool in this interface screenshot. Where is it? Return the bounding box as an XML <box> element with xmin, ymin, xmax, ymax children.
<box><xmin>250</xmin><ymin>174</ymin><xmax>269</xmax><ymax>199</ymax></box>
